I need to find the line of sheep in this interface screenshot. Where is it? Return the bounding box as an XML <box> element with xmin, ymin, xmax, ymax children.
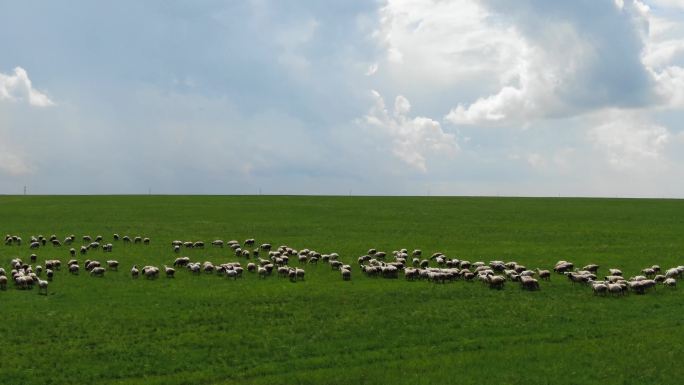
<box><xmin>3</xmin><ymin>233</ymin><xmax>683</xmax><ymax>297</ymax></box>
<box><xmin>5</xmin><ymin>233</ymin><xmax>150</xmax><ymax>251</ymax></box>
<box><xmin>556</xmin><ymin>260</ymin><xmax>683</xmax><ymax>295</ymax></box>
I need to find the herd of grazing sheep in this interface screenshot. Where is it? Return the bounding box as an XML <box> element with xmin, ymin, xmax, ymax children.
<box><xmin>2</xmin><ymin>233</ymin><xmax>683</xmax><ymax>297</ymax></box>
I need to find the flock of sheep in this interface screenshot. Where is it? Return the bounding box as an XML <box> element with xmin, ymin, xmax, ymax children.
<box><xmin>2</xmin><ymin>233</ymin><xmax>683</xmax><ymax>297</ymax></box>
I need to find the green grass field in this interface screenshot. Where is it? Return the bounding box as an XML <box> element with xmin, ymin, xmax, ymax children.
<box><xmin>1</xmin><ymin>195</ymin><xmax>683</xmax><ymax>385</ymax></box>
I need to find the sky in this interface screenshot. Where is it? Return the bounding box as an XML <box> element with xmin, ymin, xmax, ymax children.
<box><xmin>2</xmin><ymin>0</ymin><xmax>684</xmax><ymax>196</ymax></box>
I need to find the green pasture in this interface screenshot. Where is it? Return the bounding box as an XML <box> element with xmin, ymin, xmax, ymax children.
<box><xmin>0</xmin><ymin>195</ymin><xmax>682</xmax><ymax>385</ymax></box>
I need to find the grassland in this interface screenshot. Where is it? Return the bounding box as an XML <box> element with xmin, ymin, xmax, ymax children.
<box><xmin>0</xmin><ymin>195</ymin><xmax>683</xmax><ymax>385</ymax></box>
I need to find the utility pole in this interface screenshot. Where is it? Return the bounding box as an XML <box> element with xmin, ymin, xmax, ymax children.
<box><xmin>23</xmin><ymin>185</ymin><xmax>27</xmax><ymax>195</ymax></box>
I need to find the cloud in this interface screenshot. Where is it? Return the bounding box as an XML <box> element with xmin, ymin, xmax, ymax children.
<box><xmin>442</xmin><ymin>0</ymin><xmax>654</xmax><ymax>126</ymax></box>
<box><xmin>0</xmin><ymin>67</ymin><xmax>54</xmax><ymax>107</ymax></box>
<box><xmin>588</xmin><ymin>110</ymin><xmax>670</xmax><ymax>170</ymax></box>
<box><xmin>0</xmin><ymin>143</ymin><xmax>31</xmax><ymax>176</ymax></box>
<box><xmin>363</xmin><ymin>90</ymin><xmax>458</xmax><ymax>172</ymax></box>
<box><xmin>375</xmin><ymin>0</ymin><xmax>525</xmax><ymax>90</ymax></box>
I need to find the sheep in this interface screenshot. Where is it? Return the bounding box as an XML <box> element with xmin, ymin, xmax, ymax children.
<box><xmin>86</xmin><ymin>261</ymin><xmax>101</xmax><ymax>271</ymax></box>
<box><xmin>487</xmin><ymin>275</ymin><xmax>505</xmax><ymax>290</ymax></box>
<box><xmin>341</xmin><ymin>268</ymin><xmax>351</xmax><ymax>281</ymax></box>
<box><xmin>592</xmin><ymin>282</ymin><xmax>608</xmax><ymax>296</ymax></box>
<box><xmin>131</xmin><ymin>265</ymin><xmax>140</xmax><ymax>278</ymax></box>
<box><xmin>69</xmin><ymin>264</ymin><xmax>79</xmax><ymax>275</ymax></box>
<box><xmin>277</xmin><ymin>266</ymin><xmax>290</xmax><ymax>278</ymax></box>
<box><xmin>134</xmin><ymin>236</ymin><xmax>142</xmax><ymax>244</ymax></box>
<box><xmin>641</xmin><ymin>268</ymin><xmax>656</xmax><ymax>278</ymax></box>
<box><xmin>37</xmin><ymin>279</ymin><xmax>48</xmax><ymax>295</ymax></box>
<box><xmin>608</xmin><ymin>269</ymin><xmax>623</xmax><ymax>276</ymax></box>
<box><xmin>665</xmin><ymin>268</ymin><xmax>681</xmax><ymax>279</ymax></box>
<box><xmin>90</xmin><ymin>267</ymin><xmax>105</xmax><ymax>277</ymax></box>
<box><xmin>173</xmin><ymin>257</ymin><xmax>190</xmax><ymax>267</ymax></box>
<box><xmin>520</xmin><ymin>276</ymin><xmax>539</xmax><ymax>291</ymax></box>
<box><xmin>142</xmin><ymin>266</ymin><xmax>159</xmax><ymax>279</ymax></box>
<box><xmin>202</xmin><ymin>262</ymin><xmax>215</xmax><ymax>273</ymax></box>
<box><xmin>164</xmin><ymin>265</ymin><xmax>175</xmax><ymax>278</ymax></box>
<box><xmin>106</xmin><ymin>260</ymin><xmax>119</xmax><ymax>271</ymax></box>
<box><xmin>664</xmin><ymin>278</ymin><xmax>677</xmax><ymax>288</ymax></box>
<box><xmin>257</xmin><ymin>266</ymin><xmax>267</xmax><ymax>279</ymax></box>
<box><xmin>536</xmin><ymin>269</ymin><xmax>551</xmax><ymax>281</ymax></box>
<box><xmin>30</xmin><ymin>241</ymin><xmax>40</xmax><ymax>249</ymax></box>
<box><xmin>247</xmin><ymin>262</ymin><xmax>256</xmax><ymax>272</ymax></box>
<box><xmin>260</xmin><ymin>243</ymin><xmax>272</xmax><ymax>251</ymax></box>
<box><xmin>113</xmin><ymin>233</ymin><xmax>120</xmax><ymax>241</ymax></box>
<box><xmin>607</xmin><ymin>283</ymin><xmax>625</xmax><ymax>296</ymax></box>
<box><xmin>212</xmin><ymin>240</ymin><xmax>224</xmax><ymax>248</ymax></box>
<box><xmin>143</xmin><ymin>237</ymin><xmax>150</xmax><ymax>245</ymax></box>
<box><xmin>244</xmin><ymin>238</ymin><xmax>255</xmax><ymax>247</ymax></box>
<box><xmin>188</xmin><ymin>263</ymin><xmax>201</xmax><ymax>275</ymax></box>
<box><xmin>226</xmin><ymin>269</ymin><xmax>238</xmax><ymax>280</ymax></box>
<box><xmin>296</xmin><ymin>268</ymin><xmax>305</xmax><ymax>281</ymax></box>
<box><xmin>0</xmin><ymin>275</ymin><xmax>6</xmax><ymax>290</ymax></box>
<box><xmin>80</xmin><ymin>246</ymin><xmax>88</xmax><ymax>255</ymax></box>
<box><xmin>95</xmin><ymin>235</ymin><xmax>103</xmax><ymax>242</ymax></box>
<box><xmin>122</xmin><ymin>236</ymin><xmax>131</xmax><ymax>243</ymax></box>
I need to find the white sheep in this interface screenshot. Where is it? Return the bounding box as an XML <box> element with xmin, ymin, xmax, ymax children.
<box><xmin>131</xmin><ymin>265</ymin><xmax>139</xmax><ymax>279</ymax></box>
<box><xmin>164</xmin><ymin>265</ymin><xmax>175</xmax><ymax>278</ymax></box>
<box><xmin>664</xmin><ymin>278</ymin><xmax>677</xmax><ymax>288</ymax></box>
<box><xmin>90</xmin><ymin>267</ymin><xmax>105</xmax><ymax>277</ymax></box>
<box><xmin>37</xmin><ymin>279</ymin><xmax>48</xmax><ymax>295</ymax></box>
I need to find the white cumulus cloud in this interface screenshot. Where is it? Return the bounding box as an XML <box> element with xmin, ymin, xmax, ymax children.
<box><xmin>588</xmin><ymin>111</ymin><xmax>670</xmax><ymax>170</ymax></box>
<box><xmin>364</xmin><ymin>90</ymin><xmax>458</xmax><ymax>172</ymax></box>
<box><xmin>0</xmin><ymin>67</ymin><xmax>54</xmax><ymax>107</ymax></box>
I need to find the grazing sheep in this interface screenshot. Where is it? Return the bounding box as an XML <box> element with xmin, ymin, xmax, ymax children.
<box><xmin>212</xmin><ymin>240</ymin><xmax>224</xmax><ymax>248</ymax></box>
<box><xmin>106</xmin><ymin>260</ymin><xmax>119</xmax><ymax>271</ymax></box>
<box><xmin>37</xmin><ymin>279</ymin><xmax>48</xmax><ymax>295</ymax></box>
<box><xmin>164</xmin><ymin>265</ymin><xmax>175</xmax><ymax>278</ymax></box>
<box><xmin>90</xmin><ymin>267</ymin><xmax>105</xmax><ymax>277</ymax></box>
<box><xmin>664</xmin><ymin>278</ymin><xmax>677</xmax><ymax>288</ymax></box>
<box><xmin>536</xmin><ymin>269</ymin><xmax>551</xmax><ymax>281</ymax></box>
<box><xmin>113</xmin><ymin>233</ymin><xmax>120</xmax><ymax>241</ymax></box>
<box><xmin>607</xmin><ymin>283</ymin><xmax>625</xmax><ymax>296</ymax></box>
<box><xmin>487</xmin><ymin>275</ymin><xmax>505</xmax><ymax>290</ymax></box>
<box><xmin>123</xmin><ymin>236</ymin><xmax>131</xmax><ymax>243</ymax></box>
<box><xmin>143</xmin><ymin>237</ymin><xmax>150</xmax><ymax>245</ymax></box>
<box><xmin>247</xmin><ymin>263</ymin><xmax>256</xmax><ymax>272</ymax></box>
<box><xmin>173</xmin><ymin>257</ymin><xmax>190</xmax><ymax>267</ymax></box>
<box><xmin>0</xmin><ymin>275</ymin><xmax>6</xmax><ymax>290</ymax></box>
<box><xmin>520</xmin><ymin>276</ymin><xmax>540</xmax><ymax>291</ymax></box>
<box><xmin>592</xmin><ymin>282</ymin><xmax>608</xmax><ymax>296</ymax></box>
<box><xmin>341</xmin><ymin>268</ymin><xmax>351</xmax><ymax>281</ymax></box>
<box><xmin>226</xmin><ymin>269</ymin><xmax>238</xmax><ymax>280</ymax></box>
<box><xmin>608</xmin><ymin>269</ymin><xmax>623</xmax><ymax>276</ymax></box>
<box><xmin>69</xmin><ymin>264</ymin><xmax>79</xmax><ymax>275</ymax></box>
<box><xmin>665</xmin><ymin>268</ymin><xmax>681</xmax><ymax>279</ymax></box>
<box><xmin>142</xmin><ymin>266</ymin><xmax>159</xmax><ymax>279</ymax></box>
<box><xmin>295</xmin><ymin>268</ymin><xmax>305</xmax><ymax>281</ymax></box>
<box><xmin>257</xmin><ymin>266</ymin><xmax>267</xmax><ymax>279</ymax></box>
<box><xmin>134</xmin><ymin>236</ymin><xmax>142</xmax><ymax>244</ymax></box>
<box><xmin>131</xmin><ymin>265</ymin><xmax>140</xmax><ymax>279</ymax></box>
